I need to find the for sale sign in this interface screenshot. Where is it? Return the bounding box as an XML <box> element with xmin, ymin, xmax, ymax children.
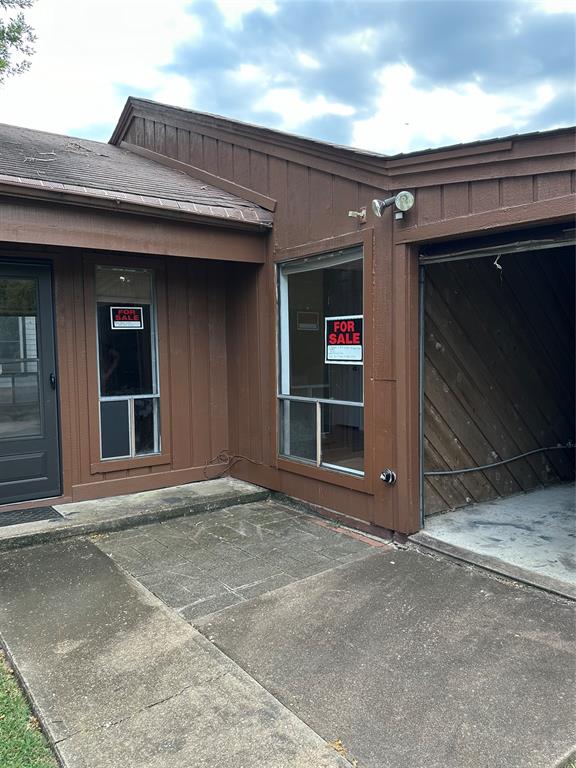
<box><xmin>325</xmin><ymin>315</ymin><xmax>363</xmax><ymax>364</ymax></box>
<box><xmin>110</xmin><ymin>306</ymin><xmax>144</xmax><ymax>330</ymax></box>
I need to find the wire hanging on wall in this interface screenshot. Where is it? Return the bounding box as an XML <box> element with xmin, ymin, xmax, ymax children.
<box><xmin>203</xmin><ymin>450</ymin><xmax>264</xmax><ymax>480</ymax></box>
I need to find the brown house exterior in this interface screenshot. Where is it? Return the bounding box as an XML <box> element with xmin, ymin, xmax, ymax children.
<box><xmin>0</xmin><ymin>100</ymin><xmax>574</xmax><ymax>536</ymax></box>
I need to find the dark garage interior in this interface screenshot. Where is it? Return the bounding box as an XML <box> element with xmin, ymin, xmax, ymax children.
<box><xmin>421</xmin><ymin>238</ymin><xmax>575</xmax><ymax>586</ymax></box>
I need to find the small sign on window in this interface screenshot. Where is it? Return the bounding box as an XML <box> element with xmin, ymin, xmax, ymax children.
<box><xmin>325</xmin><ymin>315</ymin><xmax>363</xmax><ymax>364</ymax></box>
<box><xmin>297</xmin><ymin>311</ymin><xmax>319</xmax><ymax>331</ymax></box>
<box><xmin>110</xmin><ymin>306</ymin><xmax>144</xmax><ymax>330</ymax></box>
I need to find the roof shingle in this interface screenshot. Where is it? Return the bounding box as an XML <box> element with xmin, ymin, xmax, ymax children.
<box><xmin>0</xmin><ymin>123</ymin><xmax>272</xmax><ymax>227</ymax></box>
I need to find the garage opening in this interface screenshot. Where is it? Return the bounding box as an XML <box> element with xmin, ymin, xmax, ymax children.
<box><xmin>420</xmin><ymin>228</ymin><xmax>575</xmax><ymax>592</ymax></box>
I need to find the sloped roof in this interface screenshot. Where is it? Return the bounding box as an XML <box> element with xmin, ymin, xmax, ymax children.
<box><xmin>113</xmin><ymin>96</ymin><xmax>576</xmax><ymax>165</ymax></box>
<box><xmin>0</xmin><ymin>123</ymin><xmax>272</xmax><ymax>228</ymax></box>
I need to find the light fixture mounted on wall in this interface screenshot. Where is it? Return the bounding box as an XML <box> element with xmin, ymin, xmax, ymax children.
<box><xmin>371</xmin><ymin>190</ymin><xmax>415</xmax><ymax>220</ymax></box>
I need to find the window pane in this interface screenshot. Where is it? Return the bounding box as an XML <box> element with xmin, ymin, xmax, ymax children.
<box><xmin>0</xmin><ymin>377</ymin><xmax>41</xmax><ymax>437</ymax></box>
<box><xmin>0</xmin><ymin>279</ymin><xmax>40</xmax><ymax>438</ymax></box>
<box><xmin>320</xmin><ymin>403</ymin><xmax>364</xmax><ymax>474</ymax></box>
<box><xmin>95</xmin><ymin>268</ymin><xmax>152</xmax><ymax>303</ymax></box>
<box><xmin>98</xmin><ymin>304</ymin><xmax>154</xmax><ymax>396</ymax></box>
<box><xmin>0</xmin><ymin>279</ymin><xmax>37</xmax><ymax>315</ymax></box>
<box><xmin>100</xmin><ymin>400</ymin><xmax>130</xmax><ymax>459</ymax></box>
<box><xmin>134</xmin><ymin>398</ymin><xmax>158</xmax><ymax>455</ymax></box>
<box><xmin>283</xmin><ymin>255</ymin><xmax>363</xmax><ymax>402</ymax></box>
<box><xmin>279</xmin><ymin>399</ymin><xmax>316</xmax><ymax>463</ymax></box>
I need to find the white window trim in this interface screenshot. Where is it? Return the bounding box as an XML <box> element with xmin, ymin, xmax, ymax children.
<box><xmin>276</xmin><ymin>247</ymin><xmax>364</xmax><ymax>476</ymax></box>
<box><xmin>95</xmin><ymin>266</ymin><xmax>161</xmax><ymax>460</ymax></box>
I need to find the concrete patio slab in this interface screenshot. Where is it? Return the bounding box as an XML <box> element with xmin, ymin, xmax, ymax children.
<box><xmin>0</xmin><ymin>477</ymin><xmax>269</xmax><ymax>552</ymax></box>
<box><xmin>96</xmin><ymin>499</ymin><xmax>387</xmax><ymax>623</ymax></box>
<box><xmin>0</xmin><ymin>538</ymin><xmax>352</xmax><ymax>768</ymax></box>
<box><xmin>412</xmin><ymin>482</ymin><xmax>576</xmax><ymax>600</ymax></box>
<box><xmin>197</xmin><ymin>547</ymin><xmax>576</xmax><ymax>768</ymax></box>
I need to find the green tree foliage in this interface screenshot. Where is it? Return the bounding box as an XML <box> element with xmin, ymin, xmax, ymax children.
<box><xmin>0</xmin><ymin>0</ymin><xmax>36</xmax><ymax>84</ymax></box>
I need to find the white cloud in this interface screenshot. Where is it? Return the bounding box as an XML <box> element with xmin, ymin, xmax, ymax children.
<box><xmin>254</xmin><ymin>88</ymin><xmax>355</xmax><ymax>131</ymax></box>
<box><xmin>533</xmin><ymin>0</ymin><xmax>576</xmax><ymax>13</ymax></box>
<box><xmin>334</xmin><ymin>28</ymin><xmax>382</xmax><ymax>54</ymax></box>
<box><xmin>297</xmin><ymin>51</ymin><xmax>321</xmax><ymax>70</ymax></box>
<box><xmin>231</xmin><ymin>63</ymin><xmax>268</xmax><ymax>82</ymax></box>
<box><xmin>212</xmin><ymin>0</ymin><xmax>278</xmax><ymax>29</ymax></box>
<box><xmin>351</xmin><ymin>63</ymin><xmax>556</xmax><ymax>154</ymax></box>
<box><xmin>0</xmin><ymin>0</ymin><xmax>201</xmax><ymax>139</ymax></box>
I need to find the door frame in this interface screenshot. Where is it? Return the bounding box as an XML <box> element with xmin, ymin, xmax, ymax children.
<box><xmin>0</xmin><ymin>258</ymin><xmax>62</xmax><ymax>504</ymax></box>
<box><xmin>418</xmin><ymin>227</ymin><xmax>576</xmax><ymax>527</ymax></box>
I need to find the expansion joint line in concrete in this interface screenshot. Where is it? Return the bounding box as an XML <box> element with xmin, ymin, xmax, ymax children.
<box><xmin>53</xmin><ymin>670</ymin><xmax>232</xmax><ymax>746</ymax></box>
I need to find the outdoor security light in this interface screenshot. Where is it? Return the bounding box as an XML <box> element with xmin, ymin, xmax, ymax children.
<box><xmin>371</xmin><ymin>190</ymin><xmax>415</xmax><ymax>217</ymax></box>
<box><xmin>394</xmin><ymin>190</ymin><xmax>415</xmax><ymax>212</ymax></box>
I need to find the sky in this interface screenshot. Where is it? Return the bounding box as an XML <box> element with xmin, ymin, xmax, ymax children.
<box><xmin>0</xmin><ymin>0</ymin><xmax>574</xmax><ymax>155</ymax></box>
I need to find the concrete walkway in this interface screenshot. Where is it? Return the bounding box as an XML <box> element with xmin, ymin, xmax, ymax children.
<box><xmin>0</xmin><ymin>538</ymin><xmax>352</xmax><ymax>768</ymax></box>
<box><xmin>0</xmin><ymin>477</ymin><xmax>268</xmax><ymax>551</ymax></box>
<box><xmin>95</xmin><ymin>499</ymin><xmax>383</xmax><ymax>622</ymax></box>
<box><xmin>0</xmin><ymin>498</ymin><xmax>574</xmax><ymax>768</ymax></box>
<box><xmin>198</xmin><ymin>546</ymin><xmax>576</xmax><ymax>768</ymax></box>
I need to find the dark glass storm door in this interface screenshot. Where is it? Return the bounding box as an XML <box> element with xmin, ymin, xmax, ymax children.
<box><xmin>0</xmin><ymin>263</ymin><xmax>60</xmax><ymax>504</ymax></box>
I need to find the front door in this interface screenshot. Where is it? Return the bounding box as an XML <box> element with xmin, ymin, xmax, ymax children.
<box><xmin>0</xmin><ymin>263</ymin><xmax>60</xmax><ymax>504</ymax></box>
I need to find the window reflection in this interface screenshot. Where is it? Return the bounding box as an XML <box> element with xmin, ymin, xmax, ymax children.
<box><xmin>95</xmin><ymin>267</ymin><xmax>160</xmax><ymax>460</ymax></box>
<box><xmin>287</xmin><ymin>258</ymin><xmax>363</xmax><ymax>403</ymax></box>
<box><xmin>278</xmin><ymin>249</ymin><xmax>364</xmax><ymax>475</ymax></box>
<box><xmin>0</xmin><ymin>278</ymin><xmax>41</xmax><ymax>438</ymax></box>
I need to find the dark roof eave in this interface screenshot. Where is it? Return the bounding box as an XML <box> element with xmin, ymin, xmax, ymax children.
<box><xmin>0</xmin><ymin>179</ymin><xmax>273</xmax><ymax>232</ymax></box>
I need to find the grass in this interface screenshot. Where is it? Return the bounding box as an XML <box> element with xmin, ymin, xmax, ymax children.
<box><xmin>0</xmin><ymin>650</ymin><xmax>57</xmax><ymax>768</ymax></box>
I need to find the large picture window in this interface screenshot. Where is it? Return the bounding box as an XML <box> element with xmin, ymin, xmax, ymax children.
<box><xmin>95</xmin><ymin>266</ymin><xmax>160</xmax><ymax>460</ymax></box>
<box><xmin>278</xmin><ymin>248</ymin><xmax>364</xmax><ymax>475</ymax></box>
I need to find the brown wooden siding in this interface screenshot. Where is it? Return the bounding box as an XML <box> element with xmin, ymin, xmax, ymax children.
<box><xmin>423</xmin><ymin>246</ymin><xmax>575</xmax><ymax>515</ymax></box>
<box><xmin>0</xmin><ymin>244</ymin><xmax>231</xmax><ymax>504</ymax></box>
<box><xmin>118</xmin><ymin>109</ymin><xmax>575</xmax><ymax>534</ymax></box>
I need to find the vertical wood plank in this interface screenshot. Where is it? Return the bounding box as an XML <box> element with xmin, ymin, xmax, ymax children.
<box><xmin>443</xmin><ymin>182</ymin><xmax>470</xmax><ymax>219</ymax></box>
<box><xmin>208</xmin><ymin>263</ymin><xmax>229</xmax><ymax>456</ymax></box>
<box><xmin>203</xmin><ymin>137</ymin><xmax>218</xmax><ymax>174</ymax></box>
<box><xmin>218</xmin><ymin>141</ymin><xmax>233</xmax><ymax>179</ymax></box>
<box><xmin>535</xmin><ymin>172</ymin><xmax>573</xmax><ymax>201</ymax></box>
<box><xmin>154</xmin><ymin>122</ymin><xmax>166</xmax><ymax>155</ymax></box>
<box><xmin>233</xmin><ymin>146</ymin><xmax>251</xmax><ymax>187</ymax></box>
<box><xmin>501</xmin><ymin>176</ymin><xmax>534</xmax><ymax>207</ymax></box>
<box><xmin>268</xmin><ymin>157</ymin><xmax>288</xmax><ymax>247</ymax></box>
<box><xmin>165</xmin><ymin>125</ymin><xmax>178</xmax><ymax>159</ymax></box>
<box><xmin>144</xmin><ymin>119</ymin><xmax>155</xmax><ymax>151</ymax></box>
<box><xmin>286</xmin><ymin>163</ymin><xmax>310</xmax><ymax>246</ymax></box>
<box><xmin>470</xmin><ymin>179</ymin><xmax>500</xmax><ymax>213</ymax></box>
<box><xmin>188</xmin><ymin>262</ymin><xmax>212</xmax><ymax>465</ymax></box>
<box><xmin>177</xmin><ymin>128</ymin><xmax>190</xmax><ymax>164</ymax></box>
<box><xmin>308</xmin><ymin>170</ymin><xmax>333</xmax><ymax>243</ymax></box>
<box><xmin>417</xmin><ymin>186</ymin><xmax>443</xmax><ymax>225</ymax></box>
<box><xmin>189</xmin><ymin>132</ymin><xmax>203</xmax><ymax>166</ymax></box>
<box><xmin>167</xmin><ymin>257</ymin><xmax>192</xmax><ymax>469</ymax></box>
<box><xmin>250</xmin><ymin>151</ymin><xmax>269</xmax><ymax>195</ymax></box>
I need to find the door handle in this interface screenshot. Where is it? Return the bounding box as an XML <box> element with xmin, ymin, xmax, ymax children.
<box><xmin>49</xmin><ymin>373</ymin><xmax>56</xmax><ymax>390</ymax></box>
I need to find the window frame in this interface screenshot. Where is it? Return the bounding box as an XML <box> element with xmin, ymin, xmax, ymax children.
<box><xmin>277</xmin><ymin>246</ymin><xmax>366</xmax><ymax>477</ymax></box>
<box><xmin>95</xmin><ymin>266</ymin><xmax>161</xmax><ymax>460</ymax></box>
<box><xmin>83</xmin><ymin>254</ymin><xmax>172</xmax><ymax>475</ymax></box>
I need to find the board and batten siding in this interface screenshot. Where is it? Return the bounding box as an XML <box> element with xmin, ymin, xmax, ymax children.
<box><xmin>0</xmin><ymin>245</ymin><xmax>231</xmax><ymax>504</ymax></box>
<box><xmin>119</xmin><ymin>108</ymin><xmax>575</xmax><ymax>533</ymax></box>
